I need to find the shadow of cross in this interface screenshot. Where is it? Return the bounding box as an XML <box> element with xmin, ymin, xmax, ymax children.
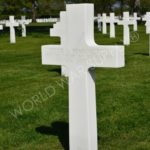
<box><xmin>42</xmin><ymin>4</ymin><xmax>125</xmax><ymax>150</ymax></box>
<box><xmin>36</xmin><ymin>121</ymin><xmax>69</xmax><ymax>150</ymax></box>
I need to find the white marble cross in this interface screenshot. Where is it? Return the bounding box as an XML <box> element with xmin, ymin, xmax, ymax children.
<box><xmin>118</xmin><ymin>12</ymin><xmax>134</xmax><ymax>45</ymax></box>
<box><xmin>131</xmin><ymin>13</ymin><xmax>141</xmax><ymax>31</ymax></box>
<box><xmin>107</xmin><ymin>13</ymin><xmax>118</xmax><ymax>38</ymax></box>
<box><xmin>143</xmin><ymin>12</ymin><xmax>150</xmax><ymax>55</ymax></box>
<box><xmin>101</xmin><ymin>13</ymin><xmax>108</xmax><ymax>34</ymax></box>
<box><xmin>42</xmin><ymin>4</ymin><xmax>125</xmax><ymax>150</ymax></box>
<box><xmin>142</xmin><ymin>12</ymin><xmax>150</xmax><ymax>34</ymax></box>
<box><xmin>18</xmin><ymin>16</ymin><xmax>30</xmax><ymax>37</ymax></box>
<box><xmin>97</xmin><ymin>14</ymin><xmax>102</xmax><ymax>32</ymax></box>
<box><xmin>6</xmin><ymin>16</ymin><xmax>19</xmax><ymax>43</ymax></box>
<box><xmin>0</xmin><ymin>24</ymin><xmax>3</xmax><ymax>30</ymax></box>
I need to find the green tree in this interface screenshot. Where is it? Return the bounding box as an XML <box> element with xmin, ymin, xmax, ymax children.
<box><xmin>0</xmin><ymin>0</ymin><xmax>65</xmax><ymax>20</ymax></box>
<box><xmin>0</xmin><ymin>0</ymin><xmax>23</xmax><ymax>18</ymax></box>
<box><xmin>140</xmin><ymin>0</ymin><xmax>150</xmax><ymax>14</ymax></box>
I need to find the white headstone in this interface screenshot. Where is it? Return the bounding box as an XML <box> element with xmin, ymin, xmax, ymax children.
<box><xmin>97</xmin><ymin>14</ymin><xmax>102</xmax><ymax>31</ymax></box>
<box><xmin>42</xmin><ymin>4</ymin><xmax>125</xmax><ymax>150</ymax></box>
<box><xmin>0</xmin><ymin>24</ymin><xmax>3</xmax><ymax>30</ymax></box>
<box><xmin>118</xmin><ymin>12</ymin><xmax>134</xmax><ymax>45</ymax></box>
<box><xmin>132</xmin><ymin>13</ymin><xmax>140</xmax><ymax>31</ymax></box>
<box><xmin>142</xmin><ymin>12</ymin><xmax>150</xmax><ymax>34</ymax></box>
<box><xmin>19</xmin><ymin>16</ymin><xmax>30</xmax><ymax>37</ymax></box>
<box><xmin>142</xmin><ymin>12</ymin><xmax>150</xmax><ymax>55</ymax></box>
<box><xmin>5</xmin><ymin>16</ymin><xmax>19</xmax><ymax>43</ymax></box>
<box><xmin>107</xmin><ymin>13</ymin><xmax>118</xmax><ymax>38</ymax></box>
<box><xmin>102</xmin><ymin>13</ymin><xmax>107</xmax><ymax>34</ymax></box>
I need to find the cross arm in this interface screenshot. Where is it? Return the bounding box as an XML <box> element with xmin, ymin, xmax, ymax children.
<box><xmin>42</xmin><ymin>45</ymin><xmax>67</xmax><ymax>66</ymax></box>
<box><xmin>6</xmin><ymin>22</ymin><xmax>19</xmax><ymax>27</ymax></box>
<box><xmin>87</xmin><ymin>45</ymin><xmax>125</xmax><ymax>68</ymax></box>
<box><xmin>0</xmin><ymin>25</ymin><xmax>3</xmax><ymax>30</ymax></box>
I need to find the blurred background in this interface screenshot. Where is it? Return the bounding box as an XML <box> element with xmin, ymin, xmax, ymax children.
<box><xmin>0</xmin><ymin>0</ymin><xmax>150</xmax><ymax>21</ymax></box>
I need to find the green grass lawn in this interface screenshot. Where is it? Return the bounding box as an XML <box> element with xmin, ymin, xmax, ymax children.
<box><xmin>0</xmin><ymin>23</ymin><xmax>150</xmax><ymax>150</ymax></box>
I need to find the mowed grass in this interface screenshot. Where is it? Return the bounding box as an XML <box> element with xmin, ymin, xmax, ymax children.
<box><xmin>0</xmin><ymin>23</ymin><xmax>150</xmax><ymax>150</ymax></box>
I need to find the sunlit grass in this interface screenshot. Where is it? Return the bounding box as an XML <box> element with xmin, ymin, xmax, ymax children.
<box><xmin>0</xmin><ymin>23</ymin><xmax>150</xmax><ymax>150</ymax></box>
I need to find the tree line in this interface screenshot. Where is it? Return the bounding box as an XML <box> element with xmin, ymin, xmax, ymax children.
<box><xmin>0</xmin><ymin>0</ymin><xmax>150</xmax><ymax>20</ymax></box>
<box><xmin>67</xmin><ymin>0</ymin><xmax>150</xmax><ymax>15</ymax></box>
<box><xmin>0</xmin><ymin>0</ymin><xmax>65</xmax><ymax>20</ymax></box>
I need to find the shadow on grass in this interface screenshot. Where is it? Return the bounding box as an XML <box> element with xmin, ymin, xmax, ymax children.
<box><xmin>1</xmin><ymin>25</ymin><xmax>52</xmax><ymax>36</ymax></box>
<box><xmin>117</xmin><ymin>41</ymin><xmax>123</xmax><ymax>45</ymax></box>
<box><xmin>48</xmin><ymin>68</ymin><xmax>61</xmax><ymax>75</ymax></box>
<box><xmin>134</xmin><ymin>52</ymin><xmax>149</xmax><ymax>56</ymax></box>
<box><xmin>36</xmin><ymin>121</ymin><xmax>69</xmax><ymax>150</ymax></box>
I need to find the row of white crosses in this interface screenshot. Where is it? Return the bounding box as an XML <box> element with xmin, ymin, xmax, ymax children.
<box><xmin>42</xmin><ymin>4</ymin><xmax>125</xmax><ymax>150</ymax></box>
<box><xmin>97</xmin><ymin>13</ymin><xmax>118</xmax><ymax>38</ymax></box>
<box><xmin>0</xmin><ymin>16</ymin><xmax>30</xmax><ymax>43</ymax></box>
<box><xmin>36</xmin><ymin>18</ymin><xmax>58</xmax><ymax>23</ymax></box>
<box><xmin>97</xmin><ymin>12</ymin><xmax>141</xmax><ymax>45</ymax></box>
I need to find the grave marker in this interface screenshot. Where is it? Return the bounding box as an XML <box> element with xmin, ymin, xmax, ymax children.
<box><xmin>142</xmin><ymin>12</ymin><xmax>150</xmax><ymax>34</ymax></box>
<box><xmin>118</xmin><ymin>12</ymin><xmax>134</xmax><ymax>45</ymax></box>
<box><xmin>42</xmin><ymin>4</ymin><xmax>125</xmax><ymax>150</ymax></box>
<box><xmin>97</xmin><ymin>14</ymin><xmax>102</xmax><ymax>32</ymax></box>
<box><xmin>107</xmin><ymin>13</ymin><xmax>118</xmax><ymax>38</ymax></box>
<box><xmin>142</xmin><ymin>12</ymin><xmax>150</xmax><ymax>55</ymax></box>
<box><xmin>19</xmin><ymin>16</ymin><xmax>30</xmax><ymax>37</ymax></box>
<box><xmin>6</xmin><ymin>16</ymin><xmax>19</xmax><ymax>43</ymax></box>
<box><xmin>132</xmin><ymin>13</ymin><xmax>141</xmax><ymax>31</ymax></box>
<box><xmin>102</xmin><ymin>13</ymin><xmax>108</xmax><ymax>34</ymax></box>
<box><xmin>0</xmin><ymin>24</ymin><xmax>3</xmax><ymax>30</ymax></box>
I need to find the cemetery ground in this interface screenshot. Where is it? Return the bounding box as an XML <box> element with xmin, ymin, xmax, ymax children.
<box><xmin>0</xmin><ymin>23</ymin><xmax>150</xmax><ymax>150</ymax></box>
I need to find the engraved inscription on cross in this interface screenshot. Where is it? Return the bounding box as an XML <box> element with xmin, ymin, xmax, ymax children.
<box><xmin>42</xmin><ymin>4</ymin><xmax>125</xmax><ymax>150</ymax></box>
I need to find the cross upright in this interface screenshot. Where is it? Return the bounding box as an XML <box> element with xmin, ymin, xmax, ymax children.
<box><xmin>132</xmin><ymin>13</ymin><xmax>141</xmax><ymax>31</ymax></box>
<box><xmin>142</xmin><ymin>12</ymin><xmax>150</xmax><ymax>34</ymax></box>
<box><xmin>107</xmin><ymin>13</ymin><xmax>118</xmax><ymax>38</ymax></box>
<box><xmin>100</xmin><ymin>13</ymin><xmax>108</xmax><ymax>34</ymax></box>
<box><xmin>42</xmin><ymin>4</ymin><xmax>125</xmax><ymax>150</ymax></box>
<box><xmin>6</xmin><ymin>16</ymin><xmax>19</xmax><ymax>43</ymax></box>
<box><xmin>19</xmin><ymin>16</ymin><xmax>30</xmax><ymax>37</ymax></box>
<box><xmin>97</xmin><ymin>14</ymin><xmax>102</xmax><ymax>32</ymax></box>
<box><xmin>142</xmin><ymin>12</ymin><xmax>150</xmax><ymax>55</ymax></box>
<box><xmin>118</xmin><ymin>12</ymin><xmax>134</xmax><ymax>45</ymax></box>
